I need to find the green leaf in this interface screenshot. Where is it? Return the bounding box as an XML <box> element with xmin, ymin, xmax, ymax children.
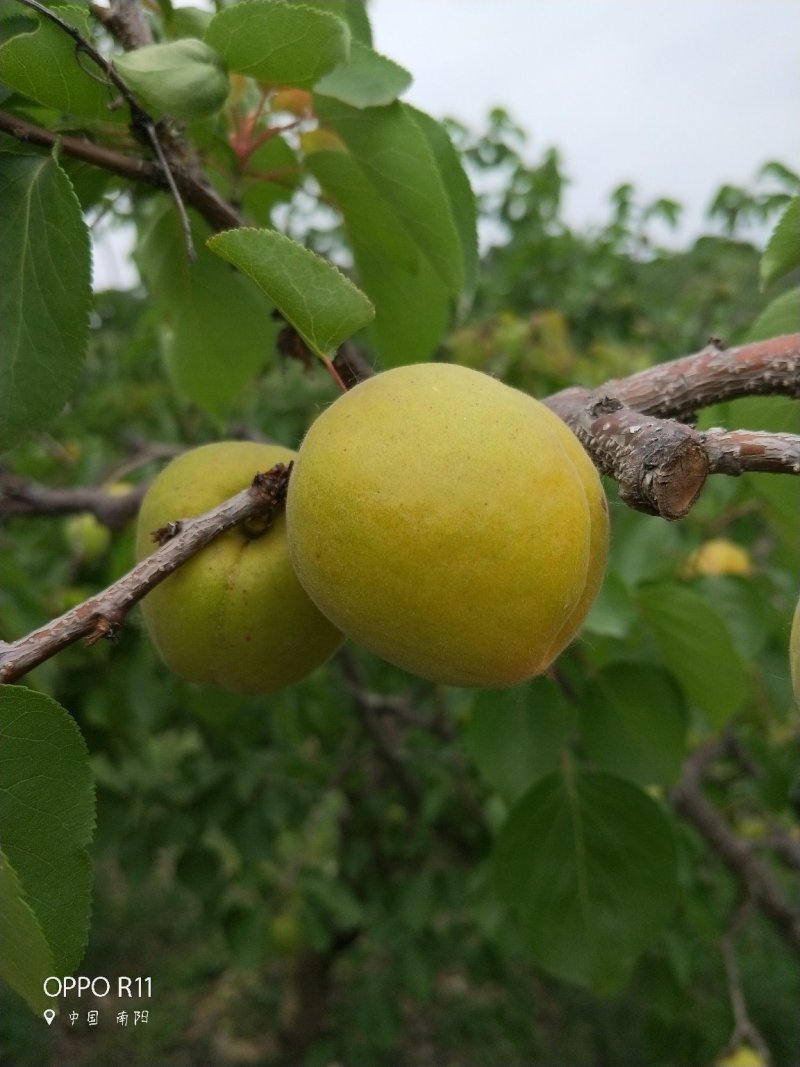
<box><xmin>205</xmin><ymin>0</ymin><xmax>350</xmax><ymax>87</ymax></box>
<box><xmin>308</xmin><ymin>0</ymin><xmax>372</xmax><ymax>44</ymax></box>
<box><xmin>407</xmin><ymin>107</ymin><xmax>478</xmax><ymax>297</ymax></box>
<box><xmin>315</xmin><ymin>40</ymin><xmax>411</xmax><ymax>108</ymax></box>
<box><xmin>352</xmin><ymin>235</ymin><xmax>451</xmax><ymax>366</ymax></box>
<box><xmin>760</xmin><ymin>195</ymin><xmax>800</xmax><ymax>288</ymax></box>
<box><xmin>494</xmin><ymin>767</ymin><xmax>678</xmax><ymax>993</ymax></box>
<box><xmin>582</xmin><ymin>572</ymin><xmax>636</xmax><ymax>639</ymax></box>
<box><xmin>207</xmin><ymin>227</ymin><xmax>374</xmax><ymax>359</ymax></box>
<box><xmin>136</xmin><ymin>206</ymin><xmax>279</xmax><ymax>415</ymax></box>
<box><xmin>0</xmin><ymin>686</ymin><xmax>95</xmax><ymax>977</ymax></box>
<box><xmin>747</xmin><ymin>286</ymin><xmax>800</xmax><ymax>341</ymax></box>
<box><xmin>0</xmin><ymin>6</ymin><xmax>125</xmax><ymax>123</ymax></box>
<box><xmin>0</xmin><ymin>850</ymin><xmax>54</xmax><ymax>1014</ymax></box>
<box><xmin>637</xmin><ymin>584</ymin><xmax>748</xmax><ymax>727</ymax></box>
<box><xmin>0</xmin><ymin>153</ymin><xmax>90</xmax><ymax>450</ymax></box>
<box><xmin>579</xmin><ymin>663</ymin><xmax>687</xmax><ymax>786</ymax></box>
<box><xmin>114</xmin><ymin>38</ymin><xmax>229</xmax><ymax>122</ymax></box>
<box><xmin>466</xmin><ymin>677</ymin><xmax>576</xmax><ymax>803</ymax></box>
<box><xmin>314</xmin><ymin>97</ymin><xmax>465</xmax><ymax>295</ymax></box>
<box><xmin>306</xmin><ymin>147</ymin><xmax>450</xmax><ymax>364</ymax></box>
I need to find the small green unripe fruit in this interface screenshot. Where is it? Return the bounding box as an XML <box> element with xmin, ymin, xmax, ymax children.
<box><xmin>790</xmin><ymin>596</ymin><xmax>800</xmax><ymax>706</ymax></box>
<box><xmin>115</xmin><ymin>39</ymin><xmax>229</xmax><ymax>122</ymax></box>
<box><xmin>135</xmin><ymin>442</ymin><xmax>343</xmax><ymax>695</ymax></box>
<box><xmin>286</xmin><ymin>363</ymin><xmax>609</xmax><ymax>687</ymax></box>
<box><xmin>65</xmin><ymin>512</ymin><xmax>111</xmax><ymax>562</ymax></box>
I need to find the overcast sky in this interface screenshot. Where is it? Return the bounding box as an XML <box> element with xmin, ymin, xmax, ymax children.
<box><xmin>94</xmin><ymin>0</ymin><xmax>800</xmax><ymax>286</ymax></box>
<box><xmin>369</xmin><ymin>0</ymin><xmax>799</xmax><ymax>240</ymax></box>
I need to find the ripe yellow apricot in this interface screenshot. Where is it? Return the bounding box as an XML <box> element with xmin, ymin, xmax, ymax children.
<box><xmin>135</xmin><ymin>442</ymin><xmax>343</xmax><ymax>695</ymax></box>
<box><xmin>286</xmin><ymin>363</ymin><xmax>608</xmax><ymax>687</ymax></box>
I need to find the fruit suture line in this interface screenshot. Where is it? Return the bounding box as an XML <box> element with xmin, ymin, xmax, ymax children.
<box><xmin>0</xmin><ymin>334</ymin><xmax>798</xmax><ymax>684</ymax></box>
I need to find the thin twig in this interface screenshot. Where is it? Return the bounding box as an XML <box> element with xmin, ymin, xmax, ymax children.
<box><xmin>0</xmin><ymin>464</ymin><xmax>292</xmax><ymax>683</ymax></box>
<box><xmin>671</xmin><ymin>738</ymin><xmax>800</xmax><ymax>958</ymax></box>
<box><xmin>719</xmin><ymin>898</ymin><xmax>773</xmax><ymax>1065</ymax></box>
<box><xmin>0</xmin><ymin>474</ymin><xmax>145</xmax><ymax>529</ymax></box>
<box><xmin>14</xmin><ymin>0</ymin><xmax>195</xmax><ymax>258</ymax></box>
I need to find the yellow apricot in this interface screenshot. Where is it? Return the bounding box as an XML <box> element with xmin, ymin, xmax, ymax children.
<box><xmin>135</xmin><ymin>442</ymin><xmax>343</xmax><ymax>695</ymax></box>
<box><xmin>286</xmin><ymin>363</ymin><xmax>608</xmax><ymax>687</ymax></box>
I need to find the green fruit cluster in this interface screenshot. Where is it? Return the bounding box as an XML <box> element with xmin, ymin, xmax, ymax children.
<box><xmin>136</xmin><ymin>365</ymin><xmax>609</xmax><ymax>694</ymax></box>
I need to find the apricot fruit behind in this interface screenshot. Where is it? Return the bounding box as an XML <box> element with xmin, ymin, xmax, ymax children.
<box><xmin>136</xmin><ymin>441</ymin><xmax>343</xmax><ymax>695</ymax></box>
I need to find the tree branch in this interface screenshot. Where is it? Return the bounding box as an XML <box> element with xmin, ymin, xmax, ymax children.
<box><xmin>545</xmin><ymin>333</ymin><xmax>800</xmax><ymax>518</ymax></box>
<box><xmin>0</xmin><ymin>464</ymin><xmax>291</xmax><ymax>684</ymax></box>
<box><xmin>671</xmin><ymin>738</ymin><xmax>800</xmax><ymax>959</ymax></box>
<box><xmin>1</xmin><ymin>472</ymin><xmax>145</xmax><ymax>529</ymax></box>
<box><xmin>14</xmin><ymin>0</ymin><xmax>196</xmax><ymax>257</ymax></box>
<box><xmin>604</xmin><ymin>333</ymin><xmax>800</xmax><ymax>418</ymax></box>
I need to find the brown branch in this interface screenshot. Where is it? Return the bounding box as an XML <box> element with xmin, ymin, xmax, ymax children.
<box><xmin>0</xmin><ymin>464</ymin><xmax>291</xmax><ymax>684</ymax></box>
<box><xmin>545</xmin><ymin>392</ymin><xmax>710</xmax><ymax>518</ymax></box>
<box><xmin>719</xmin><ymin>899</ymin><xmax>773</xmax><ymax>1065</ymax></box>
<box><xmin>606</xmin><ymin>333</ymin><xmax>800</xmax><ymax>419</ymax></box>
<box><xmin>337</xmin><ymin>649</ymin><xmax>423</xmax><ymax>811</ymax></box>
<box><xmin>672</xmin><ymin>738</ymin><xmax>800</xmax><ymax>958</ymax></box>
<box><xmin>702</xmin><ymin>428</ymin><xmax>800</xmax><ymax>476</ymax></box>
<box><xmin>14</xmin><ymin>0</ymin><xmax>196</xmax><ymax>256</ymax></box>
<box><xmin>0</xmin><ymin>110</ymin><xmax>243</xmax><ymax>232</ymax></box>
<box><xmin>545</xmin><ymin>334</ymin><xmax>800</xmax><ymax>518</ymax></box>
<box><xmin>1</xmin><ymin>473</ymin><xmax>145</xmax><ymax>529</ymax></box>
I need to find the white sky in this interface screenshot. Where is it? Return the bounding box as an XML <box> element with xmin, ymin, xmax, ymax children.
<box><xmin>93</xmin><ymin>0</ymin><xmax>800</xmax><ymax>286</ymax></box>
<box><xmin>370</xmin><ymin>0</ymin><xmax>800</xmax><ymax>238</ymax></box>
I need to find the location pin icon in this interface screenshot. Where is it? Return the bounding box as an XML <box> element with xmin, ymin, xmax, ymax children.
<box><xmin>43</xmin><ymin>1009</ymin><xmax>55</xmax><ymax>1026</ymax></box>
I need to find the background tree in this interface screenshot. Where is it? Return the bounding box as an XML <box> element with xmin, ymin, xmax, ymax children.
<box><xmin>1</xmin><ymin>2</ymin><xmax>798</xmax><ymax>1064</ymax></box>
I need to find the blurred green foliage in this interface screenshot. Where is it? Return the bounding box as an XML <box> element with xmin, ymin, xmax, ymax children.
<box><xmin>2</xmin><ymin>96</ymin><xmax>799</xmax><ymax>1067</ymax></box>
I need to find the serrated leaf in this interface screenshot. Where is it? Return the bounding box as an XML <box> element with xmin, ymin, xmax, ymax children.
<box><xmin>579</xmin><ymin>663</ymin><xmax>687</xmax><ymax>786</ymax></box>
<box><xmin>0</xmin><ymin>850</ymin><xmax>54</xmax><ymax>1014</ymax></box>
<box><xmin>494</xmin><ymin>767</ymin><xmax>678</xmax><ymax>993</ymax></box>
<box><xmin>205</xmin><ymin>0</ymin><xmax>350</xmax><ymax>87</ymax></box>
<box><xmin>760</xmin><ymin>195</ymin><xmax>800</xmax><ymax>288</ymax></box>
<box><xmin>136</xmin><ymin>205</ymin><xmax>279</xmax><ymax>415</ymax></box>
<box><xmin>314</xmin><ymin>97</ymin><xmax>465</xmax><ymax>295</ymax></box>
<box><xmin>637</xmin><ymin>584</ymin><xmax>748</xmax><ymax>727</ymax></box>
<box><xmin>0</xmin><ymin>153</ymin><xmax>90</xmax><ymax>450</ymax></box>
<box><xmin>466</xmin><ymin>677</ymin><xmax>576</xmax><ymax>803</ymax></box>
<box><xmin>307</xmin><ymin>0</ymin><xmax>372</xmax><ymax>44</ymax></box>
<box><xmin>407</xmin><ymin>106</ymin><xmax>478</xmax><ymax>297</ymax></box>
<box><xmin>747</xmin><ymin>286</ymin><xmax>800</xmax><ymax>341</ymax></box>
<box><xmin>207</xmin><ymin>228</ymin><xmax>374</xmax><ymax>358</ymax></box>
<box><xmin>0</xmin><ymin>686</ymin><xmax>95</xmax><ymax>977</ymax></box>
<box><xmin>0</xmin><ymin>6</ymin><xmax>125</xmax><ymax>123</ymax></box>
<box><xmin>315</xmin><ymin>40</ymin><xmax>411</xmax><ymax>108</ymax></box>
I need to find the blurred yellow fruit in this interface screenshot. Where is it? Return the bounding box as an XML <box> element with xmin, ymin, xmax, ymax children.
<box><xmin>682</xmin><ymin>538</ymin><xmax>753</xmax><ymax>578</ymax></box>
<box><xmin>715</xmin><ymin>1044</ymin><xmax>768</xmax><ymax>1067</ymax></box>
